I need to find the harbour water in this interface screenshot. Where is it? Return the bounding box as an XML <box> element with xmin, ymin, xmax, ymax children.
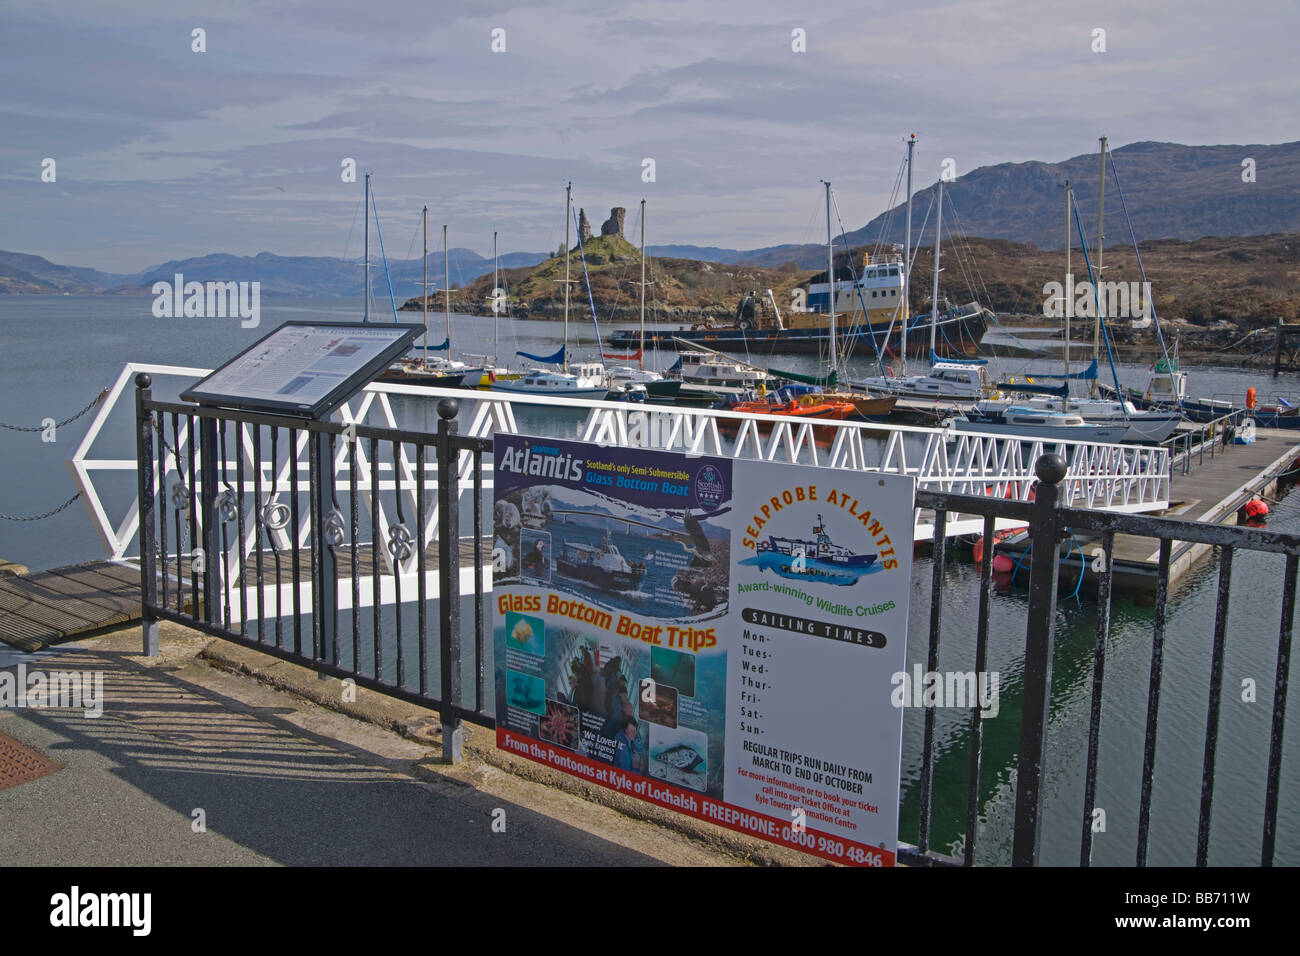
<box><xmin>1</xmin><ymin>294</ymin><xmax>1297</xmax><ymax>864</ymax></box>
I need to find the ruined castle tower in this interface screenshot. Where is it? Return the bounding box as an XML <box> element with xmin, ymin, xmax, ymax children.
<box><xmin>600</xmin><ymin>207</ymin><xmax>626</xmax><ymax>238</ymax></box>
<box><xmin>577</xmin><ymin>208</ymin><xmax>592</xmax><ymax>243</ymax></box>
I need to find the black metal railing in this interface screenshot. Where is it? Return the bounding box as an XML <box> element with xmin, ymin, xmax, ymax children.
<box><xmin>134</xmin><ymin>374</ymin><xmax>492</xmax><ymax>761</ymax></box>
<box><xmin>134</xmin><ymin>374</ymin><xmax>1294</xmax><ymax>866</ymax></box>
<box><xmin>904</xmin><ymin>455</ymin><xmax>1297</xmax><ymax>867</ymax></box>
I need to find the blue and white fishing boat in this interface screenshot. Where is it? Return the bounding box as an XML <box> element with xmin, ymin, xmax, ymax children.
<box><xmin>741</xmin><ymin>516</ymin><xmax>879</xmax><ymax>586</ymax></box>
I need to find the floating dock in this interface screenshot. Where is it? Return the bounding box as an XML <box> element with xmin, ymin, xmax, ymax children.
<box><xmin>990</xmin><ymin>426</ymin><xmax>1300</xmax><ymax>592</ymax></box>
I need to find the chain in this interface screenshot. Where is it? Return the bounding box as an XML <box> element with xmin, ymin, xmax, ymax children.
<box><xmin>150</xmin><ymin>414</ymin><xmax>179</xmax><ymax>457</ymax></box>
<box><xmin>0</xmin><ymin>492</ymin><xmax>83</xmax><ymax>521</ymax></box>
<box><xmin>0</xmin><ymin>387</ymin><xmax>111</xmax><ymax>432</ymax></box>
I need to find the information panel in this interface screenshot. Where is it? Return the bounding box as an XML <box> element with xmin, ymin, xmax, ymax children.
<box><xmin>181</xmin><ymin>321</ymin><xmax>422</xmax><ymax>418</ymax></box>
<box><xmin>491</xmin><ymin>434</ymin><xmax>913</xmax><ymax>865</ymax></box>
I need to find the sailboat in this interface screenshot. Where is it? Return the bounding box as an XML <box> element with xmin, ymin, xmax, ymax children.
<box><xmin>801</xmin><ymin>180</ymin><xmax>899</xmax><ymax>419</ymax></box>
<box><xmin>457</xmin><ymin>230</ymin><xmax>515</xmax><ymax>388</ymax></box>
<box><xmin>382</xmin><ymin>213</ymin><xmax>485</xmax><ymax>386</ymax></box>
<box><xmin>492</xmin><ymin>182</ymin><xmax>607</xmax><ymax>398</ymax></box>
<box><xmin>848</xmin><ymin>176</ymin><xmax>995</xmax><ymax>407</ymax></box>
<box><xmin>994</xmin><ymin>144</ymin><xmax>1180</xmax><ymax>443</ymax></box>
<box><xmin>605</xmin><ymin>200</ymin><xmax>682</xmax><ymax>402</ymax></box>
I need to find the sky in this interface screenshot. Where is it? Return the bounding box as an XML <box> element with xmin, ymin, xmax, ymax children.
<box><xmin>1</xmin><ymin>0</ymin><xmax>1297</xmax><ymax>272</ymax></box>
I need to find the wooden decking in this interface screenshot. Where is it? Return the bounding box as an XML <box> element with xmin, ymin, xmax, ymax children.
<box><xmin>0</xmin><ymin>538</ymin><xmax>491</xmax><ymax>652</ymax></box>
<box><xmin>0</xmin><ymin>561</ymin><xmax>141</xmax><ymax>652</ymax></box>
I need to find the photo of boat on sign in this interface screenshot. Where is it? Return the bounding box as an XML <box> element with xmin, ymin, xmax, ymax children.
<box><xmin>741</xmin><ymin>514</ymin><xmax>881</xmax><ymax>586</ymax></box>
<box><xmin>736</xmin><ymin>478</ymin><xmax>906</xmax><ymax>591</ymax></box>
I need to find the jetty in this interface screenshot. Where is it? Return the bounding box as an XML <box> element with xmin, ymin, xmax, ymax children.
<box><xmin>992</xmin><ymin>423</ymin><xmax>1300</xmax><ymax>591</ymax></box>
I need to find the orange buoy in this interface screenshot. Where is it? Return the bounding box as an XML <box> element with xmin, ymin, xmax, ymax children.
<box><xmin>1245</xmin><ymin>498</ymin><xmax>1269</xmax><ymax>518</ymax></box>
<box><xmin>992</xmin><ymin>554</ymin><xmax>1015</xmax><ymax>574</ymax></box>
<box><xmin>1247</xmin><ymin>387</ymin><xmax>1257</xmax><ymax>410</ymax></box>
<box><xmin>973</xmin><ymin>536</ymin><xmax>985</xmax><ymax>564</ymax></box>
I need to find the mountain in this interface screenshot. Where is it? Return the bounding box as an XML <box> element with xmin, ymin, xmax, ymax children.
<box><xmin>0</xmin><ymin>250</ymin><xmax>110</xmax><ymax>293</ymax></box>
<box><xmin>0</xmin><ymin>248</ymin><xmax>552</xmax><ymax>297</ymax></box>
<box><xmin>844</xmin><ymin>140</ymin><xmax>1300</xmax><ymax>253</ymax></box>
<box><xmin>656</xmin><ymin>141</ymin><xmax>1300</xmax><ymax>268</ymax></box>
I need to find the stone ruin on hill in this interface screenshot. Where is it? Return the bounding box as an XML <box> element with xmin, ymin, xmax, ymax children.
<box><xmin>601</xmin><ymin>207</ymin><xmax>626</xmax><ymax>238</ymax></box>
<box><xmin>575</xmin><ymin>207</ymin><xmax>627</xmax><ymax>245</ymax></box>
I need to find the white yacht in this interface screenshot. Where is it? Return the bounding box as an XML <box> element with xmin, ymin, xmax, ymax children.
<box><xmin>491</xmin><ymin>362</ymin><xmax>608</xmax><ymax>398</ymax></box>
<box><xmin>670</xmin><ymin>350</ymin><xmax>773</xmax><ymax>400</ymax></box>
<box><xmin>955</xmin><ymin>406</ymin><xmax>1130</xmax><ymax>444</ymax></box>
<box><xmin>989</xmin><ymin>394</ymin><xmax>1181</xmax><ymax>443</ymax></box>
<box><xmin>857</xmin><ymin>360</ymin><xmax>995</xmax><ymax>401</ymax></box>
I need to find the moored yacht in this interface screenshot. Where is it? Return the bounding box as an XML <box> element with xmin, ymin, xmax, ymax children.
<box><xmin>954</xmin><ymin>405</ymin><xmax>1130</xmax><ymax>444</ymax></box>
<box><xmin>491</xmin><ymin>361</ymin><xmax>608</xmax><ymax>398</ymax></box>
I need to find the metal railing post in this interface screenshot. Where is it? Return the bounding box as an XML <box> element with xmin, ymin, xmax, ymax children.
<box><xmin>1012</xmin><ymin>453</ymin><xmax>1067</xmax><ymax>866</ymax></box>
<box><xmin>436</xmin><ymin>398</ymin><xmax>464</xmax><ymax>763</ymax></box>
<box><xmin>134</xmin><ymin>373</ymin><xmax>160</xmax><ymax>657</ymax></box>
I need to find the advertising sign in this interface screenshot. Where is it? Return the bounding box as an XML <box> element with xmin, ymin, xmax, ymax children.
<box><xmin>492</xmin><ymin>434</ymin><xmax>913</xmax><ymax>865</ymax></box>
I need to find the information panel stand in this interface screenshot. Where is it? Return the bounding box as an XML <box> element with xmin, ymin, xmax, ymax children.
<box><xmin>181</xmin><ymin>322</ymin><xmax>423</xmax><ymax>659</ymax></box>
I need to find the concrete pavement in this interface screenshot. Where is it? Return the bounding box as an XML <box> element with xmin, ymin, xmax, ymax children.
<box><xmin>0</xmin><ymin>623</ymin><xmax>807</xmax><ymax>866</ymax></box>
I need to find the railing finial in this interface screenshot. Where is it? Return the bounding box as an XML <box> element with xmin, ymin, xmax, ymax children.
<box><xmin>437</xmin><ymin>398</ymin><xmax>459</xmax><ymax>421</ymax></box>
<box><xmin>134</xmin><ymin>373</ymin><xmax>152</xmax><ymax>389</ymax></box>
<box><xmin>1035</xmin><ymin>453</ymin><xmax>1067</xmax><ymax>485</ymax></box>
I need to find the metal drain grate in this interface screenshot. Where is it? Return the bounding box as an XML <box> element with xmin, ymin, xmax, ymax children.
<box><xmin>0</xmin><ymin>731</ymin><xmax>62</xmax><ymax>792</ymax></box>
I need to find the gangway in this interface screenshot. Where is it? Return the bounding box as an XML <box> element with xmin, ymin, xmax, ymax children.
<box><xmin>71</xmin><ymin>363</ymin><xmax>1172</xmax><ymax>566</ymax></box>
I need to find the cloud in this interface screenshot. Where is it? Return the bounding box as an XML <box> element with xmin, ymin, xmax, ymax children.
<box><xmin>0</xmin><ymin>0</ymin><xmax>1295</xmax><ymax>272</ymax></box>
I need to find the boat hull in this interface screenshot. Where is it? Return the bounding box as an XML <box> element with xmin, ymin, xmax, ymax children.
<box><xmin>610</xmin><ymin>312</ymin><xmax>988</xmax><ymax>358</ymax></box>
<box><xmin>954</xmin><ymin>419</ymin><xmax>1130</xmax><ymax>444</ymax></box>
<box><xmin>491</xmin><ymin>381</ymin><xmax>608</xmax><ymax>398</ymax></box>
<box><xmin>556</xmin><ymin>559</ymin><xmax>645</xmax><ymax>592</ymax></box>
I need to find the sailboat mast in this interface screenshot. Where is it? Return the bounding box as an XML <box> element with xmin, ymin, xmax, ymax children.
<box><xmin>639</xmin><ymin>198</ymin><xmax>646</xmax><ymax>369</ymax></box>
<box><xmin>563</xmin><ymin>182</ymin><xmax>571</xmax><ymax>374</ymax></box>
<box><xmin>443</xmin><ymin>224</ymin><xmax>451</xmax><ymax>361</ymax></box>
<box><xmin>363</xmin><ymin>173</ymin><xmax>370</xmax><ymax>322</ymax></box>
<box><xmin>493</xmin><ymin>230</ymin><xmax>499</xmax><ymax>368</ymax></box>
<box><xmin>824</xmin><ymin>180</ymin><xmax>836</xmax><ymax>378</ymax></box>
<box><xmin>1093</xmin><ymin>135</ymin><xmax>1107</xmax><ymax>397</ymax></box>
<box><xmin>931</xmin><ymin>180</ymin><xmax>943</xmax><ymax>357</ymax></box>
<box><xmin>1064</xmin><ymin>182</ymin><xmax>1071</xmax><ymax>411</ymax></box>
<box><xmin>903</xmin><ymin>134</ymin><xmax>915</xmax><ymax>371</ymax></box>
<box><xmin>422</xmin><ymin>206</ymin><xmax>428</xmax><ymax>369</ymax></box>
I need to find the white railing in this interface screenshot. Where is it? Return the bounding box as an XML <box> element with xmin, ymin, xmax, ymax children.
<box><xmin>71</xmin><ymin>363</ymin><xmax>1172</xmax><ymax>561</ymax></box>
